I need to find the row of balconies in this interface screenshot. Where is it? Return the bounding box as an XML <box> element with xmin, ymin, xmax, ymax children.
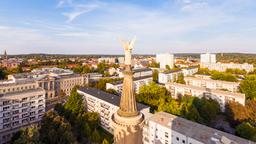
<box><xmin>0</xmin><ymin>103</ymin><xmax>45</xmax><ymax>113</ymax></box>
<box><xmin>1</xmin><ymin>99</ymin><xmax>44</xmax><ymax>110</ymax></box>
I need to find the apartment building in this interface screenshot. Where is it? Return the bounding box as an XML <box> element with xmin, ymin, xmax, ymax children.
<box><xmin>166</xmin><ymin>83</ymin><xmax>245</xmax><ymax>111</ymax></box>
<box><xmin>158</xmin><ymin>70</ymin><xmax>183</xmax><ymax>84</ymax></box>
<box><xmin>200</xmin><ymin>52</ymin><xmax>216</xmax><ymax>65</ymax></box>
<box><xmin>7</xmin><ymin>68</ymin><xmax>87</xmax><ymax>103</ymax></box>
<box><xmin>77</xmin><ymin>87</ymin><xmax>151</xmax><ymax>134</ymax></box>
<box><xmin>0</xmin><ymin>88</ymin><xmax>46</xmax><ymax>144</ymax></box>
<box><xmin>181</xmin><ymin>67</ymin><xmax>198</xmax><ymax>76</ymax></box>
<box><xmin>201</xmin><ymin>62</ymin><xmax>254</xmax><ymax>73</ymax></box>
<box><xmin>106</xmin><ymin>75</ymin><xmax>152</xmax><ymax>94</ymax></box>
<box><xmin>118</xmin><ymin>68</ymin><xmax>152</xmax><ymax>78</ymax></box>
<box><xmin>156</xmin><ymin>53</ymin><xmax>174</xmax><ymax>69</ymax></box>
<box><xmin>143</xmin><ymin>112</ymin><xmax>252</xmax><ymax>144</ymax></box>
<box><xmin>184</xmin><ymin>77</ymin><xmax>240</xmax><ymax>92</ymax></box>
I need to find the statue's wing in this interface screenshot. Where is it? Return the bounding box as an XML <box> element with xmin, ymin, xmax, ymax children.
<box><xmin>118</xmin><ymin>37</ymin><xmax>127</xmax><ymax>47</ymax></box>
<box><xmin>129</xmin><ymin>36</ymin><xmax>136</xmax><ymax>48</ymax></box>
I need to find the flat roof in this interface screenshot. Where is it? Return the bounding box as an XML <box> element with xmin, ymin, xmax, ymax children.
<box><xmin>0</xmin><ymin>88</ymin><xmax>45</xmax><ymax>99</ymax></box>
<box><xmin>148</xmin><ymin>112</ymin><xmax>253</xmax><ymax>144</ymax></box>
<box><xmin>78</xmin><ymin>87</ymin><xmax>149</xmax><ymax>111</ymax></box>
<box><xmin>162</xmin><ymin>69</ymin><xmax>182</xmax><ymax>74</ymax></box>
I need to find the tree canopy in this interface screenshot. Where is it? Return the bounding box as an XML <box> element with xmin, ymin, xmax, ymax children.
<box><xmin>240</xmin><ymin>75</ymin><xmax>256</xmax><ymax>100</ymax></box>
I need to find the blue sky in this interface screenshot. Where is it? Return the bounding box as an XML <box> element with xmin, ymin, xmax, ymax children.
<box><xmin>0</xmin><ymin>0</ymin><xmax>256</xmax><ymax>54</ymax></box>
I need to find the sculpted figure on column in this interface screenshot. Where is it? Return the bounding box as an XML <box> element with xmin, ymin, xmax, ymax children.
<box><xmin>119</xmin><ymin>36</ymin><xmax>136</xmax><ymax>66</ymax></box>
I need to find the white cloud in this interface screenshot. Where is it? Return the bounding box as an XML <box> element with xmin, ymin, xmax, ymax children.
<box><xmin>58</xmin><ymin>0</ymin><xmax>103</xmax><ymax>23</ymax></box>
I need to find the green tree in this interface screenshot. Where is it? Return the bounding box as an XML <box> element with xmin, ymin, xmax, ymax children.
<box><xmin>91</xmin><ymin>129</ymin><xmax>101</xmax><ymax>143</ymax></box>
<box><xmin>0</xmin><ymin>68</ymin><xmax>6</xmax><ymax>80</ymax></box>
<box><xmin>246</xmin><ymin>99</ymin><xmax>256</xmax><ymax>125</ymax></box>
<box><xmin>211</xmin><ymin>71</ymin><xmax>238</xmax><ymax>82</ymax></box>
<box><xmin>165</xmin><ymin>65</ymin><xmax>171</xmax><ymax>70</ymax></box>
<box><xmin>240</xmin><ymin>75</ymin><xmax>256</xmax><ymax>100</ymax></box>
<box><xmin>236</xmin><ymin>122</ymin><xmax>256</xmax><ymax>142</ymax></box>
<box><xmin>225</xmin><ymin>101</ymin><xmax>248</xmax><ymax>125</ymax></box>
<box><xmin>137</xmin><ymin>82</ymin><xmax>170</xmax><ymax>108</ymax></box>
<box><xmin>106</xmin><ymin>88</ymin><xmax>119</xmax><ymax>95</ymax></box>
<box><xmin>97</xmin><ymin>62</ymin><xmax>108</xmax><ymax>74</ymax></box>
<box><xmin>102</xmin><ymin>139</ymin><xmax>110</xmax><ymax>144</ymax></box>
<box><xmin>193</xmin><ymin>97</ymin><xmax>220</xmax><ymax>125</ymax></box>
<box><xmin>175</xmin><ymin>73</ymin><xmax>185</xmax><ymax>84</ymax></box>
<box><xmin>147</xmin><ymin>61</ymin><xmax>160</xmax><ymax>68</ymax></box>
<box><xmin>226</xmin><ymin>68</ymin><xmax>247</xmax><ymax>75</ymax></box>
<box><xmin>152</xmin><ymin>70</ymin><xmax>159</xmax><ymax>82</ymax></box>
<box><xmin>64</xmin><ymin>87</ymin><xmax>84</xmax><ymax>116</ymax></box>
<box><xmin>39</xmin><ymin>111</ymin><xmax>77</xmax><ymax>144</ymax></box>
<box><xmin>13</xmin><ymin>125</ymin><xmax>41</xmax><ymax>144</ymax></box>
<box><xmin>196</xmin><ymin>68</ymin><xmax>211</xmax><ymax>75</ymax></box>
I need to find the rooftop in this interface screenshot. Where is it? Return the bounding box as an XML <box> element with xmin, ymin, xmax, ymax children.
<box><xmin>78</xmin><ymin>87</ymin><xmax>149</xmax><ymax>111</ymax></box>
<box><xmin>162</xmin><ymin>69</ymin><xmax>182</xmax><ymax>74</ymax></box>
<box><xmin>147</xmin><ymin>112</ymin><xmax>253</xmax><ymax>144</ymax></box>
<box><xmin>0</xmin><ymin>88</ymin><xmax>45</xmax><ymax>99</ymax></box>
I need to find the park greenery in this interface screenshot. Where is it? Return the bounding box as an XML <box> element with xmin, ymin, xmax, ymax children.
<box><xmin>12</xmin><ymin>87</ymin><xmax>112</xmax><ymax>144</ymax></box>
<box><xmin>89</xmin><ymin>78</ymin><xmax>122</xmax><ymax>91</ymax></box>
<box><xmin>175</xmin><ymin>73</ymin><xmax>186</xmax><ymax>84</ymax></box>
<box><xmin>239</xmin><ymin>75</ymin><xmax>256</xmax><ymax>100</ymax></box>
<box><xmin>225</xmin><ymin>100</ymin><xmax>256</xmax><ymax>141</ymax></box>
<box><xmin>0</xmin><ymin>66</ymin><xmax>23</xmax><ymax>80</ymax></box>
<box><xmin>217</xmin><ymin>53</ymin><xmax>256</xmax><ymax>67</ymax></box>
<box><xmin>196</xmin><ymin>68</ymin><xmax>238</xmax><ymax>82</ymax></box>
<box><xmin>152</xmin><ymin>70</ymin><xmax>159</xmax><ymax>82</ymax></box>
<box><xmin>137</xmin><ymin>82</ymin><xmax>221</xmax><ymax>126</ymax></box>
<box><xmin>147</xmin><ymin>61</ymin><xmax>160</xmax><ymax>68</ymax></box>
<box><xmin>137</xmin><ymin>82</ymin><xmax>256</xmax><ymax>142</ymax></box>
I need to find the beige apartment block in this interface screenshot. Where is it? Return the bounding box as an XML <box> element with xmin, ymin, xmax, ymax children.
<box><xmin>166</xmin><ymin>83</ymin><xmax>245</xmax><ymax>111</ymax></box>
<box><xmin>184</xmin><ymin>76</ymin><xmax>240</xmax><ymax>92</ymax></box>
<box><xmin>0</xmin><ymin>88</ymin><xmax>46</xmax><ymax>144</ymax></box>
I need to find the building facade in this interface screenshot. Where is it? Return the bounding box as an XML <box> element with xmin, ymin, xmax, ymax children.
<box><xmin>156</xmin><ymin>53</ymin><xmax>174</xmax><ymax>69</ymax></box>
<box><xmin>158</xmin><ymin>70</ymin><xmax>183</xmax><ymax>84</ymax></box>
<box><xmin>106</xmin><ymin>75</ymin><xmax>153</xmax><ymax>94</ymax></box>
<box><xmin>7</xmin><ymin>68</ymin><xmax>87</xmax><ymax>103</ymax></box>
<box><xmin>166</xmin><ymin>83</ymin><xmax>245</xmax><ymax>111</ymax></box>
<box><xmin>77</xmin><ymin>87</ymin><xmax>151</xmax><ymax>134</ymax></box>
<box><xmin>200</xmin><ymin>53</ymin><xmax>216</xmax><ymax>65</ymax></box>
<box><xmin>181</xmin><ymin>67</ymin><xmax>199</xmax><ymax>76</ymax></box>
<box><xmin>201</xmin><ymin>62</ymin><xmax>254</xmax><ymax>73</ymax></box>
<box><xmin>0</xmin><ymin>87</ymin><xmax>46</xmax><ymax>144</ymax></box>
<box><xmin>118</xmin><ymin>68</ymin><xmax>152</xmax><ymax>78</ymax></box>
<box><xmin>143</xmin><ymin>112</ymin><xmax>253</xmax><ymax>144</ymax></box>
<box><xmin>184</xmin><ymin>77</ymin><xmax>240</xmax><ymax>92</ymax></box>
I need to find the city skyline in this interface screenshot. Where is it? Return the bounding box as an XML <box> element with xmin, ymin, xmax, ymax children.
<box><xmin>0</xmin><ymin>0</ymin><xmax>256</xmax><ymax>54</ymax></box>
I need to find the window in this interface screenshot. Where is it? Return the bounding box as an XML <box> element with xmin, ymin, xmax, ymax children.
<box><xmin>176</xmin><ymin>137</ymin><xmax>179</xmax><ymax>141</ymax></box>
<box><xmin>3</xmin><ymin>100</ymin><xmax>10</xmax><ymax>106</ymax></box>
<box><xmin>22</xmin><ymin>97</ymin><xmax>28</xmax><ymax>101</ymax></box>
<box><xmin>22</xmin><ymin>108</ymin><xmax>27</xmax><ymax>112</ymax></box>
<box><xmin>13</xmin><ymin>110</ymin><xmax>19</xmax><ymax>114</ymax></box>
<box><xmin>3</xmin><ymin>112</ymin><xmax>10</xmax><ymax>117</ymax></box>
<box><xmin>3</xmin><ymin>118</ymin><xmax>10</xmax><ymax>123</ymax></box>
<box><xmin>3</xmin><ymin>106</ymin><xmax>10</xmax><ymax>111</ymax></box>
<box><xmin>182</xmin><ymin>140</ymin><xmax>185</xmax><ymax>143</ymax></box>
<box><xmin>165</xmin><ymin>132</ymin><xmax>168</xmax><ymax>138</ymax></box>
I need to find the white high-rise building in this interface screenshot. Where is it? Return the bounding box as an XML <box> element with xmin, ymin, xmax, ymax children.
<box><xmin>200</xmin><ymin>52</ymin><xmax>216</xmax><ymax>64</ymax></box>
<box><xmin>156</xmin><ymin>53</ymin><xmax>174</xmax><ymax>69</ymax></box>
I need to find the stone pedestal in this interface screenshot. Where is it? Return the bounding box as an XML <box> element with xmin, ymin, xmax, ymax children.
<box><xmin>111</xmin><ymin>112</ymin><xmax>144</xmax><ymax>144</ymax></box>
